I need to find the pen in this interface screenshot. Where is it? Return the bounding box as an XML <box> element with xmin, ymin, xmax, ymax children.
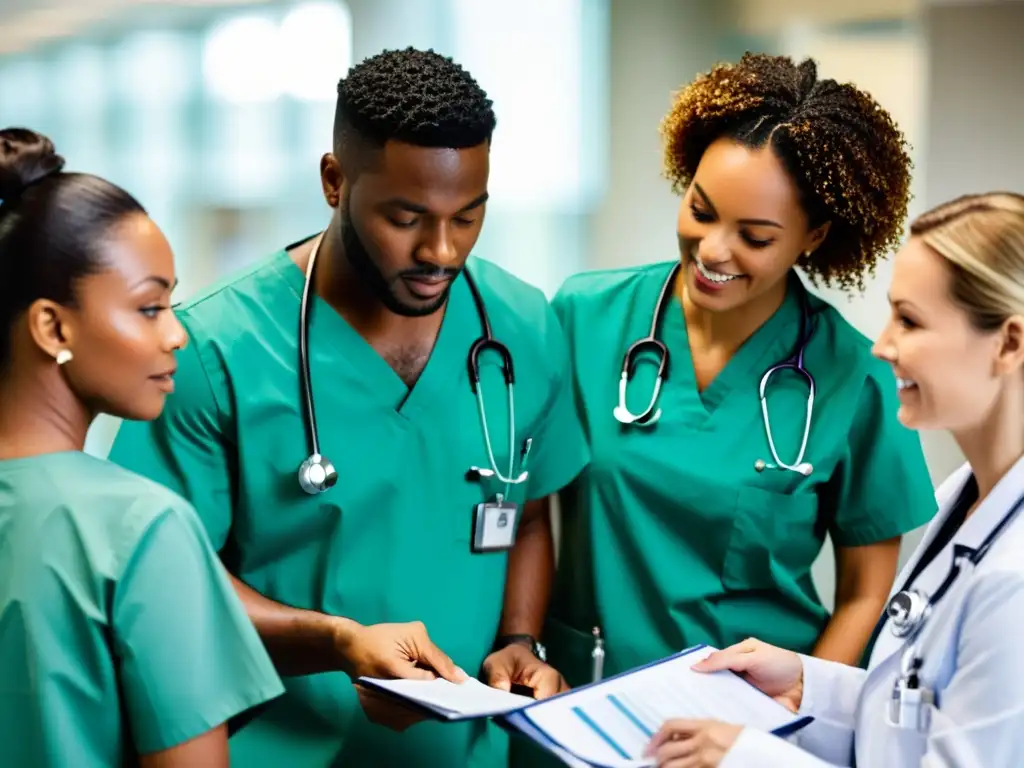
<box><xmin>520</xmin><ymin>437</ymin><xmax>533</xmax><ymax>470</ymax></box>
<box><xmin>591</xmin><ymin>626</ymin><xmax>605</xmax><ymax>683</ymax></box>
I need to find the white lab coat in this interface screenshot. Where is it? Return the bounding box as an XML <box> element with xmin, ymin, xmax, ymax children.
<box><xmin>721</xmin><ymin>457</ymin><xmax>1024</xmax><ymax>767</ymax></box>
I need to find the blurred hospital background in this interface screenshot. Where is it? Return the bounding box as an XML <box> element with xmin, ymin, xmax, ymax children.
<box><xmin>2</xmin><ymin>0</ymin><xmax>1021</xmax><ymax>604</ymax></box>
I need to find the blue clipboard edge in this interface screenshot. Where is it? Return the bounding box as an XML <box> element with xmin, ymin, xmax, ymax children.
<box><xmin>496</xmin><ymin>644</ymin><xmax>813</xmax><ymax>765</ymax></box>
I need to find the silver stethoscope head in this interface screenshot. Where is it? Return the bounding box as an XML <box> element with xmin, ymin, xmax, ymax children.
<box><xmin>298</xmin><ymin>452</ymin><xmax>338</xmax><ymax>495</ymax></box>
<box><xmin>296</xmin><ymin>234</ymin><xmax>338</xmax><ymax>495</ymax></box>
<box><xmin>886</xmin><ymin>588</ymin><xmax>930</xmax><ymax>639</ymax></box>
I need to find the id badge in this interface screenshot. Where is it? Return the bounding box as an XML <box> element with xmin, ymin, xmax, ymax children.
<box><xmin>472</xmin><ymin>495</ymin><xmax>520</xmax><ymax>553</ymax></box>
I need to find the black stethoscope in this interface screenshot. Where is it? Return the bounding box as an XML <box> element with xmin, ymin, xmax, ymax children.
<box><xmin>296</xmin><ymin>234</ymin><xmax>528</xmax><ymax>495</ymax></box>
<box><xmin>884</xmin><ymin>487</ymin><xmax>1024</xmax><ymax>730</ymax></box>
<box><xmin>612</xmin><ymin>262</ymin><xmax>818</xmax><ymax>476</ymax></box>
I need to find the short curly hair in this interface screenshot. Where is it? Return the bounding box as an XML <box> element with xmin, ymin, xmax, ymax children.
<box><xmin>660</xmin><ymin>52</ymin><xmax>912</xmax><ymax>291</ymax></box>
<box><xmin>334</xmin><ymin>47</ymin><xmax>496</xmax><ymax>152</ymax></box>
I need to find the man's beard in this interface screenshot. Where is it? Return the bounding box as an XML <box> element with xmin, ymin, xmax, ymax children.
<box><xmin>340</xmin><ymin>198</ymin><xmax>458</xmax><ymax>317</ymax></box>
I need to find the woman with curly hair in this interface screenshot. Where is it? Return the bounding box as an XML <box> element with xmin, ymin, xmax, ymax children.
<box><xmin>537</xmin><ymin>53</ymin><xmax>939</xmax><ymax>698</ymax></box>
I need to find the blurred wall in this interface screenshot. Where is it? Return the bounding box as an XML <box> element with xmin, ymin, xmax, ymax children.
<box><xmin>917</xmin><ymin>0</ymin><xmax>1024</xmax><ymax>487</ymax></box>
<box><xmin>590</xmin><ymin>0</ymin><xmax>730</xmax><ymax>272</ymax></box>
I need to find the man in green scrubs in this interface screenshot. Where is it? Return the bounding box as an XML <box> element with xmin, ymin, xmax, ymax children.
<box><xmin>109</xmin><ymin>48</ymin><xmax>588</xmax><ymax>767</ymax></box>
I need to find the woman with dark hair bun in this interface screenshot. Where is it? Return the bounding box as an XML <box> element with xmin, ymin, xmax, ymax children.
<box><xmin>0</xmin><ymin>127</ymin><xmax>283</xmax><ymax>767</ymax></box>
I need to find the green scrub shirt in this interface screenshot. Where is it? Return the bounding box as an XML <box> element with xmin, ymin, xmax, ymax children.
<box><xmin>108</xmin><ymin>249</ymin><xmax>589</xmax><ymax>768</ymax></box>
<box><xmin>0</xmin><ymin>451</ymin><xmax>284</xmax><ymax>767</ymax></box>
<box><xmin>544</xmin><ymin>262</ymin><xmax>937</xmax><ymax>685</ymax></box>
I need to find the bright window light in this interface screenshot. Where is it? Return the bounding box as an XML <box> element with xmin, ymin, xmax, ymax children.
<box><xmin>202</xmin><ymin>2</ymin><xmax>351</xmax><ymax>105</ymax></box>
<box><xmin>451</xmin><ymin>0</ymin><xmax>584</xmax><ymax>208</ymax></box>
<box><xmin>115</xmin><ymin>32</ymin><xmax>192</xmax><ymax>105</ymax></box>
<box><xmin>202</xmin><ymin>14</ymin><xmax>282</xmax><ymax>103</ymax></box>
<box><xmin>280</xmin><ymin>1</ymin><xmax>353</xmax><ymax>102</ymax></box>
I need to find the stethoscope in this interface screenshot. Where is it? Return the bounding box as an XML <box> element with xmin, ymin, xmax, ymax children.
<box><xmin>296</xmin><ymin>234</ymin><xmax>528</xmax><ymax>495</ymax></box>
<box><xmin>612</xmin><ymin>263</ymin><xmax>817</xmax><ymax>476</ymax></box>
<box><xmin>884</xmin><ymin>487</ymin><xmax>1024</xmax><ymax>731</ymax></box>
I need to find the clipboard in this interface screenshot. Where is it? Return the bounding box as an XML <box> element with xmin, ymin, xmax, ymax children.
<box><xmin>495</xmin><ymin>644</ymin><xmax>812</xmax><ymax>767</ymax></box>
<box><xmin>359</xmin><ymin>644</ymin><xmax>812</xmax><ymax>766</ymax></box>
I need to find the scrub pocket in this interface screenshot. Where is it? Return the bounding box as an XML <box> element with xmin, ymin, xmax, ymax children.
<box><xmin>722</xmin><ymin>486</ymin><xmax>820</xmax><ymax>591</ymax></box>
<box><xmin>541</xmin><ymin>616</ymin><xmax>598</xmax><ymax>689</ymax></box>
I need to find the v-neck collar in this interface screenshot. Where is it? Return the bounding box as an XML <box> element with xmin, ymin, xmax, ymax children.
<box><xmin>901</xmin><ymin>456</ymin><xmax>1024</xmax><ymax>587</ymax></box>
<box><xmin>668</xmin><ymin>270</ymin><xmax>805</xmax><ymax>414</ymax></box>
<box><xmin>273</xmin><ymin>249</ymin><xmax>476</xmax><ymax>418</ymax></box>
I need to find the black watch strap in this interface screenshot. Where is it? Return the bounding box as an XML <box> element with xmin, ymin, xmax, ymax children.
<box><xmin>493</xmin><ymin>633</ymin><xmax>546</xmax><ymax>661</ymax></box>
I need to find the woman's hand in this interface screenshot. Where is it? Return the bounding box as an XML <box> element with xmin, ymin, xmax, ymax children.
<box><xmin>645</xmin><ymin>720</ymin><xmax>742</xmax><ymax>767</ymax></box>
<box><xmin>691</xmin><ymin>638</ymin><xmax>804</xmax><ymax>713</ymax></box>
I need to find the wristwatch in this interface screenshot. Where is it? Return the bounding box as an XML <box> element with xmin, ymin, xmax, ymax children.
<box><xmin>493</xmin><ymin>633</ymin><xmax>547</xmax><ymax>662</ymax></box>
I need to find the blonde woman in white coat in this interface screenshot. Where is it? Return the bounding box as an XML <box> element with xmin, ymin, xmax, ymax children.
<box><xmin>644</xmin><ymin>191</ymin><xmax>1024</xmax><ymax>768</ymax></box>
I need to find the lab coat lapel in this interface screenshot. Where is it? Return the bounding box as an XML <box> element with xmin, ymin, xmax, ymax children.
<box><xmin>867</xmin><ymin>463</ymin><xmax>971</xmax><ymax>669</ymax></box>
<box><xmin>868</xmin><ymin>457</ymin><xmax>1024</xmax><ymax>675</ymax></box>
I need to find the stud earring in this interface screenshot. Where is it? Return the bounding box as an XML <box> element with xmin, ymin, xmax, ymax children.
<box><xmin>55</xmin><ymin>349</ymin><xmax>73</xmax><ymax>365</ymax></box>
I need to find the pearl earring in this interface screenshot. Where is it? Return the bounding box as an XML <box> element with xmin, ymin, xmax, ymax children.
<box><xmin>56</xmin><ymin>349</ymin><xmax>73</xmax><ymax>365</ymax></box>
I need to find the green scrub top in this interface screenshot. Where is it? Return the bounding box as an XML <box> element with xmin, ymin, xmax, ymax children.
<box><xmin>543</xmin><ymin>262</ymin><xmax>937</xmax><ymax>685</ymax></box>
<box><xmin>0</xmin><ymin>451</ymin><xmax>284</xmax><ymax>767</ymax></box>
<box><xmin>108</xmin><ymin>248</ymin><xmax>589</xmax><ymax>768</ymax></box>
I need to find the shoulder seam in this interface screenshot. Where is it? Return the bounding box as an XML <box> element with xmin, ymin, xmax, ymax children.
<box><xmin>179</xmin><ymin>313</ymin><xmax>230</xmax><ymax>432</ymax></box>
<box><xmin>179</xmin><ymin>254</ymin><xmax>282</xmax><ymax>313</ymax></box>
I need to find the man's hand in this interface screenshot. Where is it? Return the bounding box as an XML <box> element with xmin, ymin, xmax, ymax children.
<box><xmin>482</xmin><ymin>643</ymin><xmax>568</xmax><ymax>700</ymax></box>
<box><xmin>338</xmin><ymin>620</ymin><xmax>467</xmax><ymax>732</ymax></box>
<box><xmin>354</xmin><ymin>684</ymin><xmax>432</xmax><ymax>733</ymax></box>
<box><xmin>336</xmin><ymin>620</ymin><xmax>467</xmax><ymax>683</ymax></box>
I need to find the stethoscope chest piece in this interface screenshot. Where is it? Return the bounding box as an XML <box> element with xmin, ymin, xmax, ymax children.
<box><xmin>298</xmin><ymin>453</ymin><xmax>338</xmax><ymax>495</ymax></box>
<box><xmin>886</xmin><ymin>589</ymin><xmax>930</xmax><ymax>638</ymax></box>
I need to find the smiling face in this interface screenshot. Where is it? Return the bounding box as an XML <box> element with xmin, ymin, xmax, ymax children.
<box><xmin>677</xmin><ymin>137</ymin><xmax>830</xmax><ymax>312</ymax></box>
<box><xmin>322</xmin><ymin>139</ymin><xmax>490</xmax><ymax>317</ymax></box>
<box><xmin>873</xmin><ymin>236</ymin><xmax>1017</xmax><ymax>432</ymax></box>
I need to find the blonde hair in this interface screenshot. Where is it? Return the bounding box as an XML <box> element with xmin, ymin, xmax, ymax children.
<box><xmin>911</xmin><ymin>192</ymin><xmax>1024</xmax><ymax>331</ymax></box>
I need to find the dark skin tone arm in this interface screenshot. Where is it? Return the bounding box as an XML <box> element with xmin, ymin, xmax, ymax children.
<box><xmin>227</xmin><ymin>576</ymin><xmax>463</xmax><ymax>684</ymax></box>
<box><xmin>811</xmin><ymin>537</ymin><xmax>900</xmax><ymax>664</ymax></box>
<box><xmin>497</xmin><ymin>497</ymin><xmax>555</xmax><ymax>639</ymax></box>
<box><xmin>482</xmin><ymin>496</ymin><xmax>568</xmax><ymax>698</ymax></box>
<box><xmin>229</xmin><ymin>576</ymin><xmax>359</xmax><ymax>678</ymax></box>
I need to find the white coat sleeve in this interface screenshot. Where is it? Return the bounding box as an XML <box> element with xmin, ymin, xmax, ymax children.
<box><xmin>791</xmin><ymin>654</ymin><xmax>866</xmax><ymax>763</ymax></box>
<box><xmin>720</xmin><ymin>728</ymin><xmax>845</xmax><ymax>768</ymax></box>
<box><xmin>720</xmin><ymin>654</ymin><xmax>866</xmax><ymax>768</ymax></box>
<box><xmin>921</xmin><ymin>569</ymin><xmax>1024</xmax><ymax>766</ymax></box>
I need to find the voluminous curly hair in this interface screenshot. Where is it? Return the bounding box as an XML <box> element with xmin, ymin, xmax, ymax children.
<box><xmin>661</xmin><ymin>52</ymin><xmax>912</xmax><ymax>291</ymax></box>
<box><xmin>334</xmin><ymin>47</ymin><xmax>496</xmax><ymax>152</ymax></box>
